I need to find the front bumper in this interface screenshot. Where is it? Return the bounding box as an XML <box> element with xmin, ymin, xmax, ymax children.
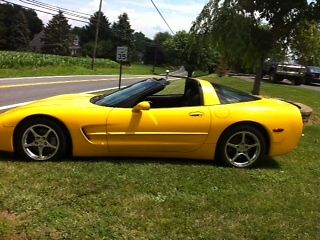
<box><xmin>276</xmin><ymin>71</ymin><xmax>304</xmax><ymax>78</ymax></box>
<box><xmin>0</xmin><ymin>124</ymin><xmax>15</xmax><ymax>153</ymax></box>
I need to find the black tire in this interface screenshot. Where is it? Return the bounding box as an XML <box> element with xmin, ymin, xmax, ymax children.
<box><xmin>269</xmin><ymin>71</ymin><xmax>281</xmax><ymax>83</ymax></box>
<box><xmin>217</xmin><ymin>125</ymin><xmax>266</xmax><ymax>168</ymax></box>
<box><xmin>303</xmin><ymin>77</ymin><xmax>310</xmax><ymax>85</ymax></box>
<box><xmin>15</xmin><ymin>118</ymin><xmax>68</xmax><ymax>161</ymax></box>
<box><xmin>293</xmin><ymin>77</ymin><xmax>303</xmax><ymax>86</ymax></box>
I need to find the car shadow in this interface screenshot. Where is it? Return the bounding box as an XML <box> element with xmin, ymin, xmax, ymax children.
<box><xmin>0</xmin><ymin>151</ymin><xmax>281</xmax><ymax>169</ymax></box>
<box><xmin>256</xmin><ymin>156</ymin><xmax>281</xmax><ymax>169</ymax></box>
<box><xmin>76</xmin><ymin>156</ymin><xmax>218</xmax><ymax>167</ymax></box>
<box><xmin>0</xmin><ymin>151</ymin><xmax>215</xmax><ymax>167</ymax></box>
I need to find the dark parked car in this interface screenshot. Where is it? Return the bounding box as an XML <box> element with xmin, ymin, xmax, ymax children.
<box><xmin>304</xmin><ymin>66</ymin><xmax>320</xmax><ymax>84</ymax></box>
<box><xmin>263</xmin><ymin>60</ymin><xmax>305</xmax><ymax>85</ymax></box>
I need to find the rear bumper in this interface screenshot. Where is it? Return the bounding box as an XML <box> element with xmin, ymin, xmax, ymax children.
<box><xmin>269</xmin><ymin>106</ymin><xmax>304</xmax><ymax>156</ymax></box>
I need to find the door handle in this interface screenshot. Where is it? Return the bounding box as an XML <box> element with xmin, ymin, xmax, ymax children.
<box><xmin>189</xmin><ymin>112</ymin><xmax>203</xmax><ymax>117</ymax></box>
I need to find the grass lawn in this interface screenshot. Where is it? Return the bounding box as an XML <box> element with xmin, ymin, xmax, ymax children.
<box><xmin>0</xmin><ymin>75</ymin><xmax>319</xmax><ymax>239</ymax></box>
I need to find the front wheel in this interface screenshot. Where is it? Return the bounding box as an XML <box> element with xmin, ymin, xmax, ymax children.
<box><xmin>303</xmin><ymin>78</ymin><xmax>310</xmax><ymax>85</ymax></box>
<box><xmin>218</xmin><ymin>125</ymin><xmax>266</xmax><ymax>168</ymax></box>
<box><xmin>15</xmin><ymin>118</ymin><xmax>68</xmax><ymax>161</ymax></box>
<box><xmin>269</xmin><ymin>71</ymin><xmax>281</xmax><ymax>83</ymax></box>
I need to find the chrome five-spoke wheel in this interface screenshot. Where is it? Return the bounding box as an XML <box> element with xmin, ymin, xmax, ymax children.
<box><xmin>16</xmin><ymin>118</ymin><xmax>67</xmax><ymax>161</ymax></box>
<box><xmin>219</xmin><ymin>125</ymin><xmax>266</xmax><ymax>168</ymax></box>
<box><xmin>22</xmin><ymin>124</ymin><xmax>60</xmax><ymax>160</ymax></box>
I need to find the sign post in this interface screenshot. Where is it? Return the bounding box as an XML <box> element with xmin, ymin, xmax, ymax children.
<box><xmin>116</xmin><ymin>46</ymin><xmax>128</xmax><ymax>89</ymax></box>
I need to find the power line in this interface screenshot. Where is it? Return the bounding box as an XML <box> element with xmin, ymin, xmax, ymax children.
<box><xmin>150</xmin><ymin>0</ymin><xmax>174</xmax><ymax>34</ymax></box>
<box><xmin>19</xmin><ymin>0</ymin><xmax>91</xmax><ymax>20</ymax></box>
<box><xmin>25</xmin><ymin>0</ymin><xmax>91</xmax><ymax>16</ymax></box>
<box><xmin>1</xmin><ymin>0</ymin><xmax>90</xmax><ymax>24</ymax></box>
<box><xmin>18</xmin><ymin>0</ymin><xmax>91</xmax><ymax>21</ymax></box>
<box><xmin>18</xmin><ymin>1</ymin><xmax>90</xmax><ymax>22</ymax></box>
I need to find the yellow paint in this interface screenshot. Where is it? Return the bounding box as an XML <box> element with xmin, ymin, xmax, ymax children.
<box><xmin>0</xmin><ymin>78</ymin><xmax>303</xmax><ymax>161</ymax></box>
<box><xmin>106</xmin><ymin>106</ymin><xmax>211</xmax><ymax>152</ymax></box>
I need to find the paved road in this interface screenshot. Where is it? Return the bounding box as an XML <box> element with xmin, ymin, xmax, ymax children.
<box><xmin>234</xmin><ymin>75</ymin><xmax>320</xmax><ymax>92</ymax></box>
<box><xmin>0</xmin><ymin>75</ymin><xmax>156</xmax><ymax>108</ymax></box>
<box><xmin>1</xmin><ymin>73</ymin><xmax>317</xmax><ymax>109</ymax></box>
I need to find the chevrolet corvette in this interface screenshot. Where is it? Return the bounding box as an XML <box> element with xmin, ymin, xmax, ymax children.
<box><xmin>0</xmin><ymin>77</ymin><xmax>303</xmax><ymax>168</ymax></box>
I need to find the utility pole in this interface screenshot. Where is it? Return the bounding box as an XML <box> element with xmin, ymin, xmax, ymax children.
<box><xmin>91</xmin><ymin>0</ymin><xmax>103</xmax><ymax>70</ymax></box>
<box><xmin>152</xmin><ymin>44</ymin><xmax>157</xmax><ymax>73</ymax></box>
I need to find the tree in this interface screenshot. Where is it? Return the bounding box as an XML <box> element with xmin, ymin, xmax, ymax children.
<box><xmin>42</xmin><ymin>11</ymin><xmax>73</xmax><ymax>56</ymax></box>
<box><xmin>112</xmin><ymin>13</ymin><xmax>134</xmax><ymax>53</ymax></box>
<box><xmin>0</xmin><ymin>4</ymin><xmax>7</xmax><ymax>49</ymax></box>
<box><xmin>145</xmin><ymin>32</ymin><xmax>171</xmax><ymax>66</ymax></box>
<box><xmin>131</xmin><ymin>32</ymin><xmax>151</xmax><ymax>62</ymax></box>
<box><xmin>24</xmin><ymin>8</ymin><xmax>43</xmax><ymax>38</ymax></box>
<box><xmin>291</xmin><ymin>20</ymin><xmax>320</xmax><ymax>66</ymax></box>
<box><xmin>191</xmin><ymin>0</ymin><xmax>318</xmax><ymax>94</ymax></box>
<box><xmin>82</xmin><ymin>40</ymin><xmax>113</xmax><ymax>58</ymax></box>
<box><xmin>8</xmin><ymin>10</ymin><xmax>30</xmax><ymax>51</ymax></box>
<box><xmin>0</xmin><ymin>3</ymin><xmax>43</xmax><ymax>50</ymax></box>
<box><xmin>164</xmin><ymin>31</ymin><xmax>219</xmax><ymax>76</ymax></box>
<box><xmin>80</xmin><ymin>11</ymin><xmax>112</xmax><ymax>44</ymax></box>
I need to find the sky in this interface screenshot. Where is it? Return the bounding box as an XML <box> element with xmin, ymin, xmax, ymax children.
<box><xmin>8</xmin><ymin>0</ymin><xmax>209</xmax><ymax>39</ymax></box>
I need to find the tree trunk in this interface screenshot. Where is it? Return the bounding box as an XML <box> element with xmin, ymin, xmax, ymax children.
<box><xmin>252</xmin><ymin>57</ymin><xmax>264</xmax><ymax>95</ymax></box>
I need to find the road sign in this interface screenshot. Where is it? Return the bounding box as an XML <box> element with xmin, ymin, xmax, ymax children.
<box><xmin>116</xmin><ymin>46</ymin><xmax>128</xmax><ymax>62</ymax></box>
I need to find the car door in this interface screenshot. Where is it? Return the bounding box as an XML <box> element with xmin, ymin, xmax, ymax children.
<box><xmin>106</xmin><ymin>106</ymin><xmax>211</xmax><ymax>152</ymax></box>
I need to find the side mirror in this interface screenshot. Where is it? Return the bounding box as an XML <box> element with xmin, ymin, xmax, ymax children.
<box><xmin>132</xmin><ymin>101</ymin><xmax>150</xmax><ymax>112</ymax></box>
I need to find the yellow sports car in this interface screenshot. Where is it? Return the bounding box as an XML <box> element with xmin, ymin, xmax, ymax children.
<box><xmin>0</xmin><ymin>78</ymin><xmax>303</xmax><ymax>168</ymax></box>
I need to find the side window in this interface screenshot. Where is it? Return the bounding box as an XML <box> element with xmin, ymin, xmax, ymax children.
<box><xmin>213</xmin><ymin>83</ymin><xmax>260</xmax><ymax>104</ymax></box>
<box><xmin>145</xmin><ymin>79</ymin><xmax>203</xmax><ymax>108</ymax></box>
<box><xmin>154</xmin><ymin>79</ymin><xmax>185</xmax><ymax>95</ymax></box>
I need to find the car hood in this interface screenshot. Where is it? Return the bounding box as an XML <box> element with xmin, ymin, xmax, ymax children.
<box><xmin>0</xmin><ymin>94</ymin><xmax>100</xmax><ymax>127</ymax></box>
<box><xmin>1</xmin><ymin>94</ymin><xmax>97</xmax><ymax>117</ymax></box>
<box><xmin>32</xmin><ymin>93</ymin><xmax>94</xmax><ymax>105</ymax></box>
<box><xmin>19</xmin><ymin>93</ymin><xmax>96</xmax><ymax>109</ymax></box>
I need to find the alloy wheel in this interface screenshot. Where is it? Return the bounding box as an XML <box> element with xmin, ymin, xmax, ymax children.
<box><xmin>224</xmin><ymin>131</ymin><xmax>261</xmax><ymax>168</ymax></box>
<box><xmin>21</xmin><ymin>124</ymin><xmax>60</xmax><ymax>160</ymax></box>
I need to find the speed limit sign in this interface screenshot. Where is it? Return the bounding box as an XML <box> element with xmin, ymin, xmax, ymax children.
<box><xmin>116</xmin><ymin>46</ymin><xmax>128</xmax><ymax>62</ymax></box>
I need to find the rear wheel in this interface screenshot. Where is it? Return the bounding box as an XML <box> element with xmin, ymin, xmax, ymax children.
<box><xmin>16</xmin><ymin>118</ymin><xmax>67</xmax><ymax>161</ymax></box>
<box><xmin>218</xmin><ymin>125</ymin><xmax>266</xmax><ymax>168</ymax></box>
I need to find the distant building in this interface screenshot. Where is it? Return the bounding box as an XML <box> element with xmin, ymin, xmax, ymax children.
<box><xmin>29</xmin><ymin>31</ymin><xmax>81</xmax><ymax>56</ymax></box>
<box><xmin>69</xmin><ymin>35</ymin><xmax>81</xmax><ymax>56</ymax></box>
<box><xmin>29</xmin><ymin>31</ymin><xmax>44</xmax><ymax>52</ymax></box>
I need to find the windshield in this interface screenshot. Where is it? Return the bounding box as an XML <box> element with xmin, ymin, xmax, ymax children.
<box><xmin>92</xmin><ymin>79</ymin><xmax>166</xmax><ymax>107</ymax></box>
<box><xmin>309</xmin><ymin>66</ymin><xmax>320</xmax><ymax>73</ymax></box>
<box><xmin>212</xmin><ymin>83</ymin><xmax>260</xmax><ymax>104</ymax></box>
